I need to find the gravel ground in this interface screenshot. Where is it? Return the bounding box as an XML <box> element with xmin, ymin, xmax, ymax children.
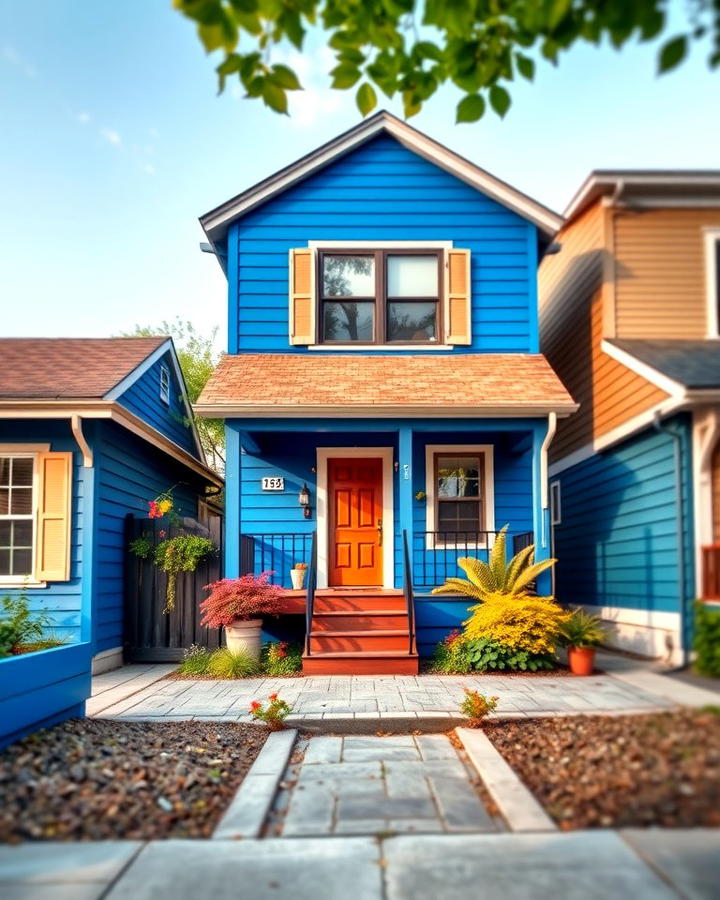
<box><xmin>486</xmin><ymin>709</ymin><xmax>720</xmax><ymax>829</ymax></box>
<box><xmin>0</xmin><ymin>719</ymin><xmax>268</xmax><ymax>843</ymax></box>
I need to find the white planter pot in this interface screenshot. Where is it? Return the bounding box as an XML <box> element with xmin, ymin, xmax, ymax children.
<box><xmin>225</xmin><ymin>618</ymin><xmax>263</xmax><ymax>660</ymax></box>
<box><xmin>290</xmin><ymin>569</ymin><xmax>306</xmax><ymax>590</ymax></box>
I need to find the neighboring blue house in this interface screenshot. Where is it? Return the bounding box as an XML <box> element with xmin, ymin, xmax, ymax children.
<box><xmin>196</xmin><ymin>112</ymin><xmax>576</xmax><ymax>673</ymax></box>
<box><xmin>0</xmin><ymin>336</ymin><xmax>221</xmax><ymax>744</ymax></box>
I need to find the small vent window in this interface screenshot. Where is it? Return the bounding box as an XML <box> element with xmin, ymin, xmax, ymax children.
<box><xmin>550</xmin><ymin>481</ymin><xmax>561</xmax><ymax>526</ymax></box>
<box><xmin>159</xmin><ymin>364</ymin><xmax>170</xmax><ymax>405</ymax></box>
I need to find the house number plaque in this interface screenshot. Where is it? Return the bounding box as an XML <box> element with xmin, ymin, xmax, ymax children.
<box><xmin>261</xmin><ymin>477</ymin><xmax>285</xmax><ymax>491</ymax></box>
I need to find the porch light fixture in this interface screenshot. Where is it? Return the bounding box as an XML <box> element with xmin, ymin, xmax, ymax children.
<box><xmin>299</xmin><ymin>483</ymin><xmax>311</xmax><ymax>519</ymax></box>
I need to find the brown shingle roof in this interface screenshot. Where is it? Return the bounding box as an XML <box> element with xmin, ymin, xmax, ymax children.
<box><xmin>0</xmin><ymin>337</ymin><xmax>167</xmax><ymax>399</ymax></box>
<box><xmin>196</xmin><ymin>354</ymin><xmax>576</xmax><ymax>415</ymax></box>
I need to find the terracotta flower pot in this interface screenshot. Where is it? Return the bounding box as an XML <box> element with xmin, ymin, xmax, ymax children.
<box><xmin>568</xmin><ymin>646</ymin><xmax>596</xmax><ymax>676</ymax></box>
<box><xmin>225</xmin><ymin>618</ymin><xmax>262</xmax><ymax>661</ymax></box>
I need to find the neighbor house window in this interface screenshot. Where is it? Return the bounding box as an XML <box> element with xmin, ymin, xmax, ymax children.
<box><xmin>160</xmin><ymin>364</ymin><xmax>170</xmax><ymax>405</ymax></box>
<box><xmin>320</xmin><ymin>249</ymin><xmax>441</xmax><ymax>344</ymax></box>
<box><xmin>0</xmin><ymin>456</ymin><xmax>35</xmax><ymax>578</ymax></box>
<box><xmin>550</xmin><ymin>481</ymin><xmax>561</xmax><ymax>526</ymax></box>
<box><xmin>705</xmin><ymin>229</ymin><xmax>720</xmax><ymax>337</ymax></box>
<box><xmin>424</xmin><ymin>445</ymin><xmax>495</xmax><ymax>548</ymax></box>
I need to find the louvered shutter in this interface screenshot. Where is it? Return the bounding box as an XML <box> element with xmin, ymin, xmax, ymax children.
<box><xmin>445</xmin><ymin>249</ymin><xmax>472</xmax><ymax>345</ymax></box>
<box><xmin>36</xmin><ymin>452</ymin><xmax>72</xmax><ymax>582</ymax></box>
<box><xmin>289</xmin><ymin>247</ymin><xmax>316</xmax><ymax>345</ymax></box>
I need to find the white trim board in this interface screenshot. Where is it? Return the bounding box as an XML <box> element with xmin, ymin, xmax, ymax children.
<box><xmin>704</xmin><ymin>227</ymin><xmax>720</xmax><ymax>338</ymax></box>
<box><xmin>600</xmin><ymin>340</ymin><xmax>686</xmax><ymax>398</ymax></box>
<box><xmin>315</xmin><ymin>447</ymin><xmax>395</xmax><ymax>590</ymax></box>
<box><xmin>424</xmin><ymin>444</ymin><xmax>495</xmax><ymax>549</ymax></box>
<box><xmin>308</xmin><ymin>240</ymin><xmax>454</xmax><ymax>249</ymax></box>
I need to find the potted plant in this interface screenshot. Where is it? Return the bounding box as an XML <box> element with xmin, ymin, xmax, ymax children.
<box><xmin>558</xmin><ymin>608</ymin><xmax>607</xmax><ymax>676</ymax></box>
<box><xmin>199</xmin><ymin>573</ymin><xmax>286</xmax><ymax>661</ymax></box>
<box><xmin>290</xmin><ymin>562</ymin><xmax>307</xmax><ymax>590</ymax></box>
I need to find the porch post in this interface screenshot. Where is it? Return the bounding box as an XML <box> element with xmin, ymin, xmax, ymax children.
<box><xmin>224</xmin><ymin>424</ymin><xmax>241</xmax><ymax>578</ymax></box>
<box><xmin>532</xmin><ymin>421</ymin><xmax>553</xmax><ymax>595</ymax></box>
<box><xmin>398</xmin><ymin>425</ymin><xmax>414</xmax><ymax>585</ymax></box>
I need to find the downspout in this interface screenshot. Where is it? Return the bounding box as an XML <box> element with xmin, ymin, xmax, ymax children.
<box><xmin>653</xmin><ymin>413</ymin><xmax>689</xmax><ymax>666</ymax></box>
<box><xmin>539</xmin><ymin>412</ymin><xmax>557</xmax><ymax>550</ymax></box>
<box><xmin>71</xmin><ymin>414</ymin><xmax>93</xmax><ymax>467</ymax></box>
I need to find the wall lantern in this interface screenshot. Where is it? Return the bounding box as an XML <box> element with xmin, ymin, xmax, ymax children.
<box><xmin>299</xmin><ymin>483</ymin><xmax>311</xmax><ymax>519</ymax></box>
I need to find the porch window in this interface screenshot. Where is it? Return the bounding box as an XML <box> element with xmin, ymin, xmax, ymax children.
<box><xmin>0</xmin><ymin>456</ymin><xmax>35</xmax><ymax>578</ymax></box>
<box><xmin>424</xmin><ymin>445</ymin><xmax>494</xmax><ymax>549</ymax></box>
<box><xmin>320</xmin><ymin>249</ymin><xmax>441</xmax><ymax>344</ymax></box>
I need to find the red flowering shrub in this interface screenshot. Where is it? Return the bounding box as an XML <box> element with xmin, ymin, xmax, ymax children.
<box><xmin>199</xmin><ymin>573</ymin><xmax>286</xmax><ymax>628</ymax></box>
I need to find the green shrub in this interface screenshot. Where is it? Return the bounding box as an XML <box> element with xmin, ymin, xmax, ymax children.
<box><xmin>207</xmin><ymin>647</ymin><xmax>261</xmax><ymax>678</ymax></box>
<box><xmin>262</xmin><ymin>641</ymin><xmax>302</xmax><ymax>675</ymax></box>
<box><xmin>178</xmin><ymin>643</ymin><xmax>212</xmax><ymax>676</ymax></box>
<box><xmin>430</xmin><ymin>631</ymin><xmax>473</xmax><ymax>673</ymax></box>
<box><xmin>695</xmin><ymin>602</ymin><xmax>720</xmax><ymax>677</ymax></box>
<box><xmin>464</xmin><ymin>636</ymin><xmax>556</xmax><ymax>672</ymax></box>
<box><xmin>0</xmin><ymin>595</ymin><xmax>51</xmax><ymax>657</ymax></box>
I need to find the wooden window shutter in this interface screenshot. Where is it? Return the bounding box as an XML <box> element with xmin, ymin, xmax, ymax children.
<box><xmin>36</xmin><ymin>452</ymin><xmax>72</xmax><ymax>582</ymax></box>
<box><xmin>445</xmin><ymin>249</ymin><xmax>472</xmax><ymax>345</ymax></box>
<box><xmin>289</xmin><ymin>247</ymin><xmax>316</xmax><ymax>345</ymax></box>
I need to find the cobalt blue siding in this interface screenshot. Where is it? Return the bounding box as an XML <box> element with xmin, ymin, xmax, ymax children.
<box><xmin>229</xmin><ymin>134</ymin><xmax>539</xmax><ymax>355</ymax></box>
<box><xmin>0</xmin><ymin>642</ymin><xmax>92</xmax><ymax>747</ymax></box>
<box><xmin>117</xmin><ymin>351</ymin><xmax>197</xmax><ymax>454</ymax></box>
<box><xmin>554</xmin><ymin>414</ymin><xmax>695</xmax><ymax>617</ymax></box>
<box><xmin>0</xmin><ymin>420</ymin><xmax>87</xmax><ymax>644</ymax></box>
<box><xmin>92</xmin><ymin>421</ymin><xmax>204</xmax><ymax>654</ymax></box>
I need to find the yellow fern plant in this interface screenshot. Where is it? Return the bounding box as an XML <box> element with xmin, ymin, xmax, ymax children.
<box><xmin>463</xmin><ymin>590</ymin><xmax>570</xmax><ymax>654</ymax></box>
<box><xmin>431</xmin><ymin>525</ymin><xmax>556</xmax><ymax>602</ymax></box>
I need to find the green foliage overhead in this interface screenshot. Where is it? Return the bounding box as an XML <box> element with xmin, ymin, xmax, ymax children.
<box><xmin>174</xmin><ymin>0</ymin><xmax>718</xmax><ymax>122</ymax></box>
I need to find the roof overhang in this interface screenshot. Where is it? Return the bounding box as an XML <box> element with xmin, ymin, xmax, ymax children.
<box><xmin>0</xmin><ymin>400</ymin><xmax>222</xmax><ymax>488</ymax></box>
<box><xmin>564</xmin><ymin>170</ymin><xmax>720</xmax><ymax>224</ymax></box>
<box><xmin>200</xmin><ymin>111</ymin><xmax>562</xmax><ymax>247</ymax></box>
<box><xmin>194</xmin><ymin>402</ymin><xmax>578</xmax><ymax>419</ymax></box>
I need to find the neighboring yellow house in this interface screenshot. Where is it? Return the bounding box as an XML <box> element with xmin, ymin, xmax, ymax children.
<box><xmin>539</xmin><ymin>171</ymin><xmax>720</xmax><ymax>662</ymax></box>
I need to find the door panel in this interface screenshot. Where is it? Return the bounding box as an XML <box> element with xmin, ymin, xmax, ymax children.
<box><xmin>329</xmin><ymin>457</ymin><xmax>383</xmax><ymax>587</ymax></box>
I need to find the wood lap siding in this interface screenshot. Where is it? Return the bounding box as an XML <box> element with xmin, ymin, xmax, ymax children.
<box><xmin>233</xmin><ymin>134</ymin><xmax>536</xmax><ymax>354</ymax></box>
<box><xmin>614</xmin><ymin>208</ymin><xmax>720</xmax><ymax>339</ymax></box>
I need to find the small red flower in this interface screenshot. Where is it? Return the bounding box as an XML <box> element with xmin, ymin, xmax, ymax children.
<box><xmin>269</xmin><ymin>693</ymin><xmax>278</xmax><ymax>701</ymax></box>
<box><xmin>159</xmin><ymin>530</ymin><xmax>167</xmax><ymax>538</ymax></box>
<box><xmin>250</xmin><ymin>700</ymin><xmax>261</xmax><ymax>711</ymax></box>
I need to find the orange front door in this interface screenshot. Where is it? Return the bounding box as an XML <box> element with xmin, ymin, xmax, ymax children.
<box><xmin>328</xmin><ymin>457</ymin><xmax>383</xmax><ymax>587</ymax></box>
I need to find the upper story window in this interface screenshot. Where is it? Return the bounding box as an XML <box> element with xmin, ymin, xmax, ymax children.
<box><xmin>159</xmin><ymin>364</ymin><xmax>170</xmax><ymax>405</ymax></box>
<box><xmin>319</xmin><ymin>249</ymin><xmax>441</xmax><ymax>344</ymax></box>
<box><xmin>0</xmin><ymin>456</ymin><xmax>35</xmax><ymax>578</ymax></box>
<box><xmin>705</xmin><ymin>228</ymin><xmax>720</xmax><ymax>337</ymax></box>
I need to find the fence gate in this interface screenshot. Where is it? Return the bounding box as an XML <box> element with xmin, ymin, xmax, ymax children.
<box><xmin>124</xmin><ymin>515</ymin><xmax>224</xmax><ymax>662</ymax></box>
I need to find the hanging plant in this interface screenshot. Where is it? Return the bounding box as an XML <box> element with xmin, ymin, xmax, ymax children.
<box><xmin>155</xmin><ymin>535</ymin><xmax>216</xmax><ymax>613</ymax></box>
<box><xmin>147</xmin><ymin>485</ymin><xmax>182</xmax><ymax>525</ymax></box>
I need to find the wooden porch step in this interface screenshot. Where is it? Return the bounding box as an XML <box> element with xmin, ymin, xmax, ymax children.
<box><xmin>309</xmin><ymin>630</ymin><xmax>410</xmax><ymax>654</ymax></box>
<box><xmin>301</xmin><ymin>650</ymin><xmax>419</xmax><ymax>675</ymax></box>
<box><xmin>311</xmin><ymin>611</ymin><xmax>409</xmax><ymax>631</ymax></box>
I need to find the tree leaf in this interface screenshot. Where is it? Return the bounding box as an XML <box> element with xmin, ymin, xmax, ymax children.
<box><xmin>658</xmin><ymin>35</ymin><xmax>687</xmax><ymax>73</ymax></box>
<box><xmin>489</xmin><ymin>84</ymin><xmax>511</xmax><ymax>117</ymax></box>
<box><xmin>456</xmin><ymin>93</ymin><xmax>485</xmax><ymax>123</ymax></box>
<box><xmin>516</xmin><ymin>54</ymin><xmax>535</xmax><ymax>81</ymax></box>
<box><xmin>270</xmin><ymin>63</ymin><xmax>301</xmax><ymax>90</ymax></box>
<box><xmin>330</xmin><ymin>63</ymin><xmax>361</xmax><ymax>89</ymax></box>
<box><xmin>356</xmin><ymin>82</ymin><xmax>377</xmax><ymax>116</ymax></box>
<box><xmin>262</xmin><ymin>81</ymin><xmax>288</xmax><ymax>114</ymax></box>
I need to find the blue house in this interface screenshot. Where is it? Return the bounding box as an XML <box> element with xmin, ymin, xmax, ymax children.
<box><xmin>197</xmin><ymin>112</ymin><xmax>576</xmax><ymax>673</ymax></box>
<box><xmin>0</xmin><ymin>336</ymin><xmax>221</xmax><ymax>744</ymax></box>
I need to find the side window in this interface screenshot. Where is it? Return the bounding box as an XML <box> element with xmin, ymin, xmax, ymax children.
<box><xmin>160</xmin><ymin>364</ymin><xmax>170</xmax><ymax>405</ymax></box>
<box><xmin>550</xmin><ymin>480</ymin><xmax>561</xmax><ymax>526</ymax></box>
<box><xmin>0</xmin><ymin>456</ymin><xmax>35</xmax><ymax>579</ymax></box>
<box><xmin>705</xmin><ymin>229</ymin><xmax>720</xmax><ymax>337</ymax></box>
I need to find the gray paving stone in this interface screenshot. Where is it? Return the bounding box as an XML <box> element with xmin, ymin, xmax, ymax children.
<box><xmin>621</xmin><ymin>828</ymin><xmax>720</xmax><ymax>900</ymax></box>
<box><xmin>282</xmin><ymin>780</ymin><xmax>336</xmax><ymax>835</ymax></box>
<box><xmin>297</xmin><ymin>761</ymin><xmax>383</xmax><ymax>781</ymax></box>
<box><xmin>334</xmin><ymin>818</ymin><xmax>389</xmax><ymax>835</ymax></box>
<box><xmin>337</xmin><ymin>794</ymin><xmax>436</xmax><ymax>821</ymax></box>
<box><xmin>303</xmin><ymin>736</ymin><xmax>343</xmax><ymax>765</ymax></box>
<box><xmin>428</xmin><ymin>776</ymin><xmax>496</xmax><ymax>832</ymax></box>
<box><xmin>415</xmin><ymin>735</ymin><xmax>459</xmax><ymax>760</ymax></box>
<box><xmin>0</xmin><ymin>842</ymin><xmax>142</xmax><ymax>885</ymax></box>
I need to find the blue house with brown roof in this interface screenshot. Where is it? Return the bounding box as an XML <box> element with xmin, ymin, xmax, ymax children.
<box><xmin>196</xmin><ymin>112</ymin><xmax>576</xmax><ymax>674</ymax></box>
<box><xmin>0</xmin><ymin>336</ymin><xmax>221</xmax><ymax>745</ymax></box>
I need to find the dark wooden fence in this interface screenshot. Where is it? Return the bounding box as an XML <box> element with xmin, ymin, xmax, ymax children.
<box><xmin>124</xmin><ymin>514</ymin><xmax>224</xmax><ymax>662</ymax></box>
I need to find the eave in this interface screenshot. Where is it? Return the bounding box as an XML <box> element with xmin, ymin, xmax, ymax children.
<box><xmin>193</xmin><ymin>402</ymin><xmax>579</xmax><ymax>420</ymax></box>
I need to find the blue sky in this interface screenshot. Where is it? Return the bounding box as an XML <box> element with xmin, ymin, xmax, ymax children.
<box><xmin>1</xmin><ymin>0</ymin><xmax>718</xmax><ymax>351</ymax></box>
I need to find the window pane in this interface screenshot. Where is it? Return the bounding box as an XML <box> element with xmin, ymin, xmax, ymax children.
<box><xmin>13</xmin><ymin>520</ymin><xmax>33</xmax><ymax>547</ymax></box>
<box><xmin>437</xmin><ymin>456</ymin><xmax>480</xmax><ymax>498</ymax></box>
<box><xmin>0</xmin><ymin>489</ymin><xmax>8</xmax><ymax>515</ymax></box>
<box><xmin>438</xmin><ymin>501</ymin><xmax>481</xmax><ymax>533</ymax></box>
<box><xmin>387</xmin><ymin>302</ymin><xmax>437</xmax><ymax>342</ymax></box>
<box><xmin>12</xmin><ymin>458</ymin><xmax>33</xmax><ymax>486</ymax></box>
<box><xmin>387</xmin><ymin>255</ymin><xmax>438</xmax><ymax>297</ymax></box>
<box><xmin>0</xmin><ymin>549</ymin><xmax>9</xmax><ymax>575</ymax></box>
<box><xmin>322</xmin><ymin>255</ymin><xmax>375</xmax><ymax>297</ymax></box>
<box><xmin>10</xmin><ymin>488</ymin><xmax>32</xmax><ymax>515</ymax></box>
<box><xmin>0</xmin><ymin>522</ymin><xmax>9</xmax><ymax>546</ymax></box>
<box><xmin>12</xmin><ymin>548</ymin><xmax>32</xmax><ymax>575</ymax></box>
<box><xmin>0</xmin><ymin>459</ymin><xmax>9</xmax><ymax>486</ymax></box>
<box><xmin>323</xmin><ymin>301</ymin><xmax>374</xmax><ymax>342</ymax></box>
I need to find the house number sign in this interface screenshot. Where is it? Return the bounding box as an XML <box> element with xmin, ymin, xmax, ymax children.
<box><xmin>261</xmin><ymin>476</ymin><xmax>285</xmax><ymax>491</ymax></box>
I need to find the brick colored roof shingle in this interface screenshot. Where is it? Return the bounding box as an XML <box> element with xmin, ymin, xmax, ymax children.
<box><xmin>196</xmin><ymin>354</ymin><xmax>576</xmax><ymax>414</ymax></box>
<box><xmin>0</xmin><ymin>337</ymin><xmax>167</xmax><ymax>399</ymax></box>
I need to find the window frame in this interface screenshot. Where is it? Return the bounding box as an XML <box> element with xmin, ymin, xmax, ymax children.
<box><xmin>159</xmin><ymin>363</ymin><xmax>171</xmax><ymax>405</ymax></box>
<box><xmin>550</xmin><ymin>480</ymin><xmax>561</xmax><ymax>526</ymax></box>
<box><xmin>317</xmin><ymin>247</ymin><xmax>444</xmax><ymax>346</ymax></box>
<box><xmin>704</xmin><ymin>228</ymin><xmax>720</xmax><ymax>338</ymax></box>
<box><xmin>0</xmin><ymin>451</ymin><xmax>39</xmax><ymax>584</ymax></box>
<box><xmin>424</xmin><ymin>444</ymin><xmax>495</xmax><ymax>550</ymax></box>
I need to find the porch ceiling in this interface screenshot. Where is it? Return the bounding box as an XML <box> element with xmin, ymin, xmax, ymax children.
<box><xmin>195</xmin><ymin>353</ymin><xmax>577</xmax><ymax>419</ymax></box>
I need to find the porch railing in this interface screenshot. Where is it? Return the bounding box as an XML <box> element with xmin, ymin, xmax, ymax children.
<box><xmin>413</xmin><ymin>530</ymin><xmax>534</xmax><ymax>590</ymax></box>
<box><xmin>240</xmin><ymin>533</ymin><xmax>314</xmax><ymax>589</ymax></box>
<box><xmin>402</xmin><ymin>529</ymin><xmax>416</xmax><ymax>655</ymax></box>
<box><xmin>305</xmin><ymin>531</ymin><xmax>317</xmax><ymax>656</ymax></box>
<box><xmin>702</xmin><ymin>544</ymin><xmax>720</xmax><ymax>600</ymax></box>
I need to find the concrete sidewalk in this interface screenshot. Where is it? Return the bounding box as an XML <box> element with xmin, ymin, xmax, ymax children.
<box><xmin>1</xmin><ymin>830</ymin><xmax>718</xmax><ymax>899</ymax></box>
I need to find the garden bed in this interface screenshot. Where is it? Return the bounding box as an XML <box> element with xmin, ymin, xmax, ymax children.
<box><xmin>485</xmin><ymin>709</ymin><xmax>720</xmax><ymax>829</ymax></box>
<box><xmin>0</xmin><ymin>719</ymin><xmax>268</xmax><ymax>842</ymax></box>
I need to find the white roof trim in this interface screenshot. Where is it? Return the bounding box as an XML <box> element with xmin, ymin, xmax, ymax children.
<box><xmin>194</xmin><ymin>402</ymin><xmax>578</xmax><ymax>419</ymax></box>
<box><xmin>104</xmin><ymin>338</ymin><xmax>206</xmax><ymax>462</ymax></box>
<box><xmin>600</xmin><ymin>339</ymin><xmax>686</xmax><ymax>398</ymax></box>
<box><xmin>200</xmin><ymin>111</ymin><xmax>562</xmax><ymax>241</ymax></box>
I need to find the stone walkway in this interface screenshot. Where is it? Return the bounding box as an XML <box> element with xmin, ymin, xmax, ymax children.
<box><xmin>92</xmin><ymin>671</ymin><xmax>677</xmax><ymax>725</ymax></box>
<box><xmin>273</xmin><ymin>734</ymin><xmax>501</xmax><ymax>837</ymax></box>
